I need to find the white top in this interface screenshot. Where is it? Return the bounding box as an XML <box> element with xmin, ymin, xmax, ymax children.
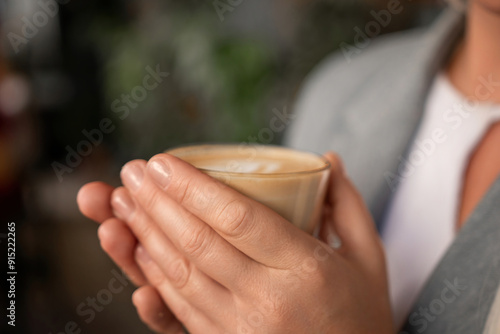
<box><xmin>381</xmin><ymin>72</ymin><xmax>500</xmax><ymax>327</ymax></box>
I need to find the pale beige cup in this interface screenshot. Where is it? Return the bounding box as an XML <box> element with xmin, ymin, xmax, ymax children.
<box><xmin>166</xmin><ymin>144</ymin><xmax>331</xmax><ymax>234</ymax></box>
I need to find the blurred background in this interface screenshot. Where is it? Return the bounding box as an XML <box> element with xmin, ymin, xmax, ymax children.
<box><xmin>0</xmin><ymin>0</ymin><xmax>444</xmax><ymax>333</ymax></box>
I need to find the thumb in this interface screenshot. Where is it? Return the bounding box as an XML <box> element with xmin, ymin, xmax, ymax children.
<box><xmin>319</xmin><ymin>152</ymin><xmax>385</xmax><ymax>274</ymax></box>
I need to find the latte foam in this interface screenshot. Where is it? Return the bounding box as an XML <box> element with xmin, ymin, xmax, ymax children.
<box><xmin>168</xmin><ymin>145</ymin><xmax>327</xmax><ymax>174</ymax></box>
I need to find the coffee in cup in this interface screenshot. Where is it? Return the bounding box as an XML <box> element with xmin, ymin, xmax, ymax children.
<box><xmin>166</xmin><ymin>144</ymin><xmax>330</xmax><ymax>234</ymax></box>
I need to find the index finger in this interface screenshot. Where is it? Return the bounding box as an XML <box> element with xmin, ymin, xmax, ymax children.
<box><xmin>145</xmin><ymin>153</ymin><xmax>316</xmax><ymax>269</ymax></box>
<box><xmin>77</xmin><ymin>181</ymin><xmax>115</xmax><ymax>223</ymax></box>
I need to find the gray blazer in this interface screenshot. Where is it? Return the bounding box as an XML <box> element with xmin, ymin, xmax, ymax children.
<box><xmin>285</xmin><ymin>6</ymin><xmax>500</xmax><ymax>334</ymax></box>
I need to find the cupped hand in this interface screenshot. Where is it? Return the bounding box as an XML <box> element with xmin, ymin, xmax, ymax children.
<box><xmin>91</xmin><ymin>152</ymin><xmax>394</xmax><ymax>334</ymax></box>
<box><xmin>77</xmin><ymin>181</ymin><xmax>148</xmax><ymax>286</ymax></box>
<box><xmin>78</xmin><ymin>182</ymin><xmax>182</xmax><ymax>332</ymax></box>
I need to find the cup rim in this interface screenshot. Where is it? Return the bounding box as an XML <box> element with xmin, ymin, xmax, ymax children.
<box><xmin>165</xmin><ymin>144</ymin><xmax>331</xmax><ymax>177</ymax></box>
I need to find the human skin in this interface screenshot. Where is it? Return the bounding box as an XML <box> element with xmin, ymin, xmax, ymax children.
<box><xmin>77</xmin><ymin>1</ymin><xmax>500</xmax><ymax>333</ymax></box>
<box><xmin>78</xmin><ymin>153</ymin><xmax>393</xmax><ymax>333</ymax></box>
<box><xmin>448</xmin><ymin>0</ymin><xmax>500</xmax><ymax>227</ymax></box>
<box><xmin>474</xmin><ymin>0</ymin><xmax>500</xmax><ymax>15</ymax></box>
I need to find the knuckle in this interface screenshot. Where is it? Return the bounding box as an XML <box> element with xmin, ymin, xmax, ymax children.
<box><xmin>132</xmin><ymin>213</ymin><xmax>154</xmax><ymax>239</ymax></box>
<box><xmin>166</xmin><ymin>258</ymin><xmax>191</xmax><ymax>290</ymax></box>
<box><xmin>180</xmin><ymin>226</ymin><xmax>213</xmax><ymax>260</ymax></box>
<box><xmin>147</xmin><ymin>265</ymin><xmax>168</xmax><ymax>287</ymax></box>
<box><xmin>260</xmin><ymin>293</ymin><xmax>291</xmax><ymax>328</ymax></box>
<box><xmin>215</xmin><ymin>199</ymin><xmax>253</xmax><ymax>239</ymax></box>
<box><xmin>175</xmin><ymin>177</ymin><xmax>194</xmax><ymax>206</ymax></box>
<box><xmin>295</xmin><ymin>256</ymin><xmax>329</xmax><ymax>287</ymax></box>
<box><xmin>140</xmin><ymin>188</ymin><xmax>162</xmax><ymax>214</ymax></box>
<box><xmin>192</xmin><ymin>180</ymin><xmax>221</xmax><ymax>211</ymax></box>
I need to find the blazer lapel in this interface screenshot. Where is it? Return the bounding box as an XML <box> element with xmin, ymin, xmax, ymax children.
<box><xmin>287</xmin><ymin>4</ymin><xmax>499</xmax><ymax>332</ymax></box>
<box><xmin>401</xmin><ymin>176</ymin><xmax>500</xmax><ymax>334</ymax></box>
<box><xmin>344</xmin><ymin>8</ymin><xmax>465</xmax><ymax>226</ymax></box>
<box><xmin>285</xmin><ymin>8</ymin><xmax>465</xmax><ymax>226</ymax></box>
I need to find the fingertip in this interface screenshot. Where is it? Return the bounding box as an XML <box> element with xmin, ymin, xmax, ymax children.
<box><xmin>323</xmin><ymin>151</ymin><xmax>337</xmax><ymax>162</ymax></box>
<box><xmin>110</xmin><ymin>186</ymin><xmax>123</xmax><ymax>202</ymax></box>
<box><xmin>150</xmin><ymin>152</ymin><xmax>171</xmax><ymax>163</ymax></box>
<box><xmin>122</xmin><ymin>159</ymin><xmax>148</xmax><ymax>169</ymax></box>
<box><xmin>149</xmin><ymin>152</ymin><xmax>197</xmax><ymax>176</ymax></box>
<box><xmin>131</xmin><ymin>285</ymin><xmax>148</xmax><ymax>307</ymax></box>
<box><xmin>133</xmin><ymin>286</ymin><xmax>182</xmax><ymax>334</ymax></box>
<box><xmin>96</xmin><ymin>222</ymin><xmax>106</xmax><ymax>243</ymax></box>
<box><xmin>98</xmin><ymin>218</ymin><xmax>137</xmax><ymax>258</ymax></box>
<box><xmin>76</xmin><ymin>182</ymin><xmax>96</xmax><ymax>213</ymax></box>
<box><xmin>120</xmin><ymin>159</ymin><xmax>147</xmax><ymax>179</ymax></box>
<box><xmin>324</xmin><ymin>152</ymin><xmax>345</xmax><ymax>176</ymax></box>
<box><xmin>97</xmin><ymin>218</ymin><xmax>115</xmax><ymax>246</ymax></box>
<box><xmin>77</xmin><ymin>181</ymin><xmax>115</xmax><ymax>223</ymax></box>
<box><xmin>147</xmin><ymin>153</ymin><xmax>178</xmax><ymax>175</ymax></box>
<box><xmin>98</xmin><ymin>218</ymin><xmax>147</xmax><ymax>286</ymax></box>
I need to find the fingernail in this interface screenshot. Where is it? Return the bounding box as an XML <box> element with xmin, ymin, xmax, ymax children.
<box><xmin>121</xmin><ymin>163</ymin><xmax>144</xmax><ymax>192</ymax></box>
<box><xmin>136</xmin><ymin>245</ymin><xmax>151</xmax><ymax>264</ymax></box>
<box><xmin>327</xmin><ymin>227</ymin><xmax>342</xmax><ymax>250</ymax></box>
<box><xmin>112</xmin><ymin>191</ymin><xmax>135</xmax><ymax>220</ymax></box>
<box><xmin>148</xmin><ymin>160</ymin><xmax>171</xmax><ymax>189</ymax></box>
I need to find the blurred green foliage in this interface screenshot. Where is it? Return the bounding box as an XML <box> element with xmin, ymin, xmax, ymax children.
<box><xmin>88</xmin><ymin>5</ymin><xmax>279</xmax><ymax>159</ymax></box>
<box><xmin>6</xmin><ymin>0</ymin><xmax>432</xmax><ymax>164</ymax></box>
<box><xmin>0</xmin><ymin>1</ymin><xmax>439</xmax><ymax>333</ymax></box>
<box><xmin>84</xmin><ymin>1</ymin><xmax>398</xmax><ymax>160</ymax></box>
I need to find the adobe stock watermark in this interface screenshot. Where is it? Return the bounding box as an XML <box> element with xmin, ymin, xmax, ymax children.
<box><xmin>222</xmin><ymin>106</ymin><xmax>296</xmax><ymax>174</ymax></box>
<box><xmin>237</xmin><ymin>243</ymin><xmax>337</xmax><ymax>334</ymax></box>
<box><xmin>339</xmin><ymin>0</ymin><xmax>405</xmax><ymax>64</ymax></box>
<box><xmin>385</xmin><ymin>73</ymin><xmax>500</xmax><ymax>192</ymax></box>
<box><xmin>399</xmin><ymin>277</ymin><xmax>468</xmax><ymax>334</ymax></box>
<box><xmin>7</xmin><ymin>0</ymin><xmax>71</xmax><ymax>54</ymax></box>
<box><xmin>51</xmin><ymin>65</ymin><xmax>169</xmax><ymax>182</ymax></box>
<box><xmin>184</xmin><ymin>106</ymin><xmax>296</xmax><ymax>212</ymax></box>
<box><xmin>48</xmin><ymin>269</ymin><xmax>131</xmax><ymax>334</ymax></box>
<box><xmin>213</xmin><ymin>0</ymin><xmax>244</xmax><ymax>22</ymax></box>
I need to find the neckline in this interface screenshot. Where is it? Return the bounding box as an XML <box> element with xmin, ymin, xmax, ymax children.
<box><xmin>436</xmin><ymin>72</ymin><xmax>500</xmax><ymax>119</ymax></box>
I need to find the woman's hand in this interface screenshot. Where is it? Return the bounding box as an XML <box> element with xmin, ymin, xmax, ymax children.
<box><xmin>78</xmin><ymin>152</ymin><xmax>393</xmax><ymax>333</ymax></box>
